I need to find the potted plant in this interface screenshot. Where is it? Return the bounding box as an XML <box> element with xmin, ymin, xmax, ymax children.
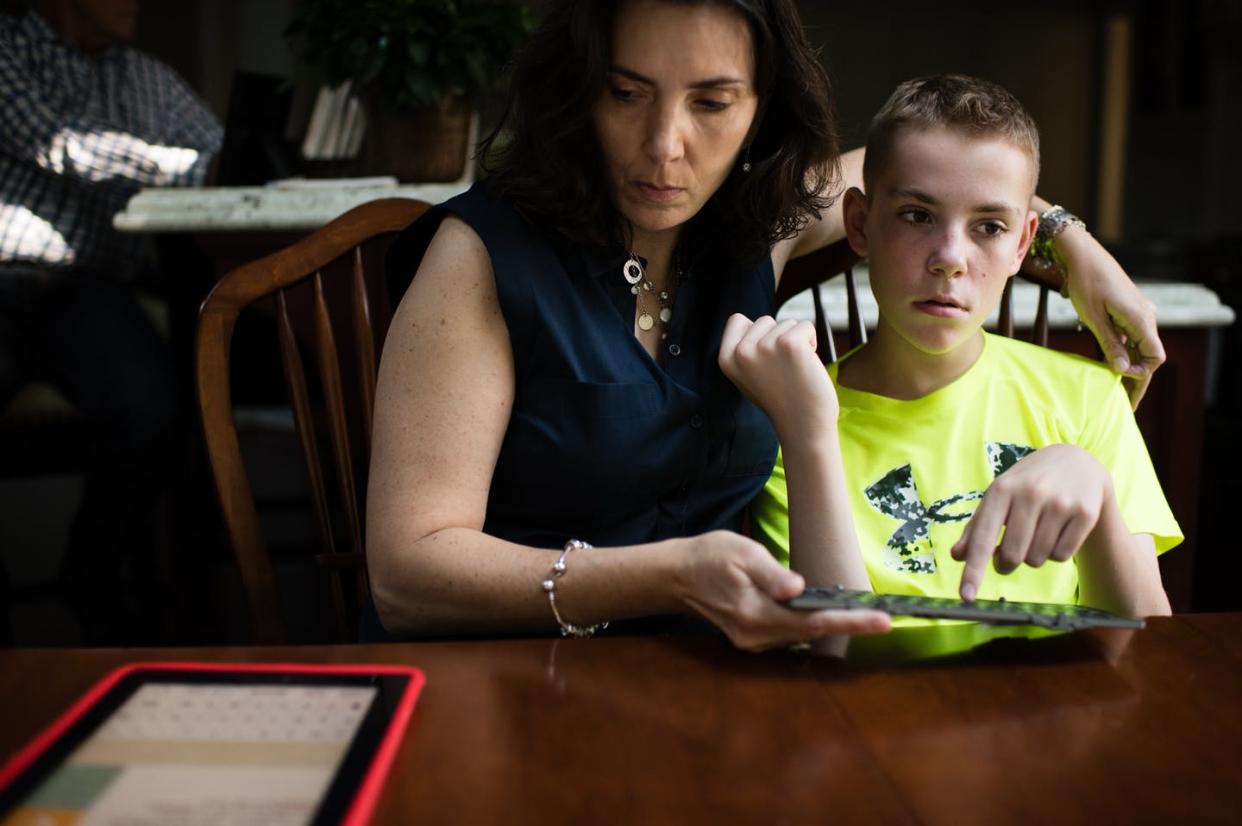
<box><xmin>286</xmin><ymin>0</ymin><xmax>534</xmax><ymax>181</ymax></box>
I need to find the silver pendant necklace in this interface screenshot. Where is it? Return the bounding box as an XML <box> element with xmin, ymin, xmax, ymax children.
<box><xmin>623</xmin><ymin>253</ymin><xmax>679</xmax><ymax>336</ymax></box>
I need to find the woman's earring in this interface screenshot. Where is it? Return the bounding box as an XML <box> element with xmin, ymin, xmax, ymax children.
<box><xmin>741</xmin><ymin>145</ymin><xmax>752</xmax><ymax>173</ymax></box>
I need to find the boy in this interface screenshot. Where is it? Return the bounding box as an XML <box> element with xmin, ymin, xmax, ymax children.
<box><xmin>720</xmin><ymin>74</ymin><xmax>1180</xmax><ymax>618</ymax></box>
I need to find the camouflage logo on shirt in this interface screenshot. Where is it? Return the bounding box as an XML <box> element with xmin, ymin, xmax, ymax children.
<box><xmin>987</xmin><ymin>442</ymin><xmax>1036</xmax><ymax>479</ymax></box>
<box><xmin>864</xmin><ymin>442</ymin><xmax>1035</xmax><ymax>574</ymax></box>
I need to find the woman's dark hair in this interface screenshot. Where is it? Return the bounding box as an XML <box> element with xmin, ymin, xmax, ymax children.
<box><xmin>477</xmin><ymin>0</ymin><xmax>841</xmax><ymax>265</ymax></box>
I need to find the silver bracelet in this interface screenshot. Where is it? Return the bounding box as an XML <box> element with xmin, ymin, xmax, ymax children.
<box><xmin>1029</xmin><ymin>204</ymin><xmax>1086</xmax><ymax>297</ymax></box>
<box><xmin>542</xmin><ymin>539</ymin><xmax>608</xmax><ymax>638</ymax></box>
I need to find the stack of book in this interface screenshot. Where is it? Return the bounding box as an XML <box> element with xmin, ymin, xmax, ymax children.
<box><xmin>301</xmin><ymin>82</ymin><xmax>367</xmax><ymax>161</ymax></box>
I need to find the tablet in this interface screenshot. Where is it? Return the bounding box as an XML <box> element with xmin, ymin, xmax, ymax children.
<box><xmin>789</xmin><ymin>585</ymin><xmax>1145</xmax><ymax>631</ymax></box>
<box><xmin>0</xmin><ymin>662</ymin><xmax>425</xmax><ymax>826</ymax></box>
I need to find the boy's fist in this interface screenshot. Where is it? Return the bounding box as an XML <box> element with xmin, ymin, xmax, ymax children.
<box><xmin>717</xmin><ymin>314</ymin><xmax>838</xmax><ymax>441</ymax></box>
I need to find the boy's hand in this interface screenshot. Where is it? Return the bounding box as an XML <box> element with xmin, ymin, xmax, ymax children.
<box><xmin>950</xmin><ymin>445</ymin><xmax>1113</xmax><ymax>601</ymax></box>
<box><xmin>717</xmin><ymin>314</ymin><xmax>838</xmax><ymax>442</ymax></box>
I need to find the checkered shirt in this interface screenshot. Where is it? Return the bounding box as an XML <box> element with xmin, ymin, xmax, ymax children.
<box><xmin>0</xmin><ymin>11</ymin><xmax>223</xmax><ymax>272</ymax></box>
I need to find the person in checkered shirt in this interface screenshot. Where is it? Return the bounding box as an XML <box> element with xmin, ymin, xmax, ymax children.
<box><xmin>0</xmin><ymin>0</ymin><xmax>222</xmax><ymax>644</ymax></box>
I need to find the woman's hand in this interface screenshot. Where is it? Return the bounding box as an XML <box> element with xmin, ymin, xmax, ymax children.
<box><xmin>717</xmin><ymin>313</ymin><xmax>838</xmax><ymax>443</ymax></box>
<box><xmin>1041</xmin><ymin>225</ymin><xmax>1164</xmax><ymax>409</ymax></box>
<box><xmin>951</xmin><ymin>444</ymin><xmax>1113</xmax><ymax>601</ymax></box>
<box><xmin>674</xmin><ymin>531</ymin><xmax>889</xmax><ymax>651</ymax></box>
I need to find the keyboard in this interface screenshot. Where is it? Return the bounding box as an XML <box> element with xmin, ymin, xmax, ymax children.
<box><xmin>789</xmin><ymin>585</ymin><xmax>1145</xmax><ymax>631</ymax></box>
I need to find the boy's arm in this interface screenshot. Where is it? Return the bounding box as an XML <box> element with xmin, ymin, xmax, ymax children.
<box><xmin>717</xmin><ymin>314</ymin><xmax>871</xmax><ymax>591</ymax></box>
<box><xmin>1075</xmin><ymin>499</ymin><xmax>1170</xmax><ymax>618</ymax></box>
<box><xmin>951</xmin><ymin>444</ymin><xmax>1170</xmax><ymax>618</ymax></box>
<box><xmin>780</xmin><ymin>428</ymin><xmax>871</xmax><ymax>590</ymax></box>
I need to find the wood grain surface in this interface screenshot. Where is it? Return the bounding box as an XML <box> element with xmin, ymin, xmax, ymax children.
<box><xmin>2</xmin><ymin>614</ymin><xmax>1238</xmax><ymax>825</ymax></box>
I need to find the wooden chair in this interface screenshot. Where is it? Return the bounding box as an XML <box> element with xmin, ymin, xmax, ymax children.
<box><xmin>196</xmin><ymin>197</ymin><xmax>431</xmax><ymax>644</ymax></box>
<box><xmin>775</xmin><ymin>239</ymin><xmax>1064</xmax><ymax>360</ymax></box>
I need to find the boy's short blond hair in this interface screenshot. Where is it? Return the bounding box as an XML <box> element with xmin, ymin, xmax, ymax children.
<box><xmin>863</xmin><ymin>74</ymin><xmax>1041</xmax><ymax>194</ymax></box>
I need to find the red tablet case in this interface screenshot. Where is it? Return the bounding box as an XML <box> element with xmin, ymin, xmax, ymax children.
<box><xmin>0</xmin><ymin>661</ymin><xmax>426</xmax><ymax>826</ymax></box>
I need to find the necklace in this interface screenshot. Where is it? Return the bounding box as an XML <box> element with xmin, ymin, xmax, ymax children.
<box><xmin>622</xmin><ymin>253</ymin><xmax>680</xmax><ymax>336</ymax></box>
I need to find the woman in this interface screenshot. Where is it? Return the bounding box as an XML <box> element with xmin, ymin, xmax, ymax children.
<box><xmin>366</xmin><ymin>0</ymin><xmax>1161</xmax><ymax>650</ymax></box>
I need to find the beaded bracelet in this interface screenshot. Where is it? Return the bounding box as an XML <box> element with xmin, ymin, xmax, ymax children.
<box><xmin>542</xmin><ymin>539</ymin><xmax>608</xmax><ymax>638</ymax></box>
<box><xmin>1028</xmin><ymin>204</ymin><xmax>1086</xmax><ymax>298</ymax></box>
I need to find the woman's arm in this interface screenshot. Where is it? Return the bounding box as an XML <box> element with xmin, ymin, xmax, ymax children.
<box><xmin>366</xmin><ymin>215</ymin><xmax>670</xmax><ymax>634</ymax></box>
<box><xmin>365</xmin><ymin>218</ymin><xmax>888</xmax><ymax>648</ymax></box>
<box><xmin>1026</xmin><ymin>195</ymin><xmax>1164</xmax><ymax>408</ymax></box>
<box><xmin>770</xmin><ymin>148</ymin><xmax>865</xmax><ymax>275</ymax></box>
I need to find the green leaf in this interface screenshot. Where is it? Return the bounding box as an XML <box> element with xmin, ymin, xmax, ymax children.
<box><xmin>407</xmin><ymin>40</ymin><xmax>430</xmax><ymax>66</ymax></box>
<box><xmin>285</xmin><ymin>0</ymin><xmax>536</xmax><ymax>108</ymax></box>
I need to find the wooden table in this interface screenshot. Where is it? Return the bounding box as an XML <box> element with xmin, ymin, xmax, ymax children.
<box><xmin>2</xmin><ymin>614</ymin><xmax>1239</xmax><ymax>825</ymax></box>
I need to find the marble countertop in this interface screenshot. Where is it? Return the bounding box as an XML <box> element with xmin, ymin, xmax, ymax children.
<box><xmin>113</xmin><ymin>181</ymin><xmax>469</xmax><ymax>233</ymax></box>
<box><xmin>114</xmin><ymin>184</ymin><xmax>1234</xmax><ymax>329</ymax></box>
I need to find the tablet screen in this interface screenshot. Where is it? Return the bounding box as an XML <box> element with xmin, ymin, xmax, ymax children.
<box><xmin>0</xmin><ymin>665</ymin><xmax>422</xmax><ymax>826</ymax></box>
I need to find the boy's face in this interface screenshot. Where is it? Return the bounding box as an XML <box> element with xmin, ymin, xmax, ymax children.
<box><xmin>845</xmin><ymin>126</ymin><xmax>1037</xmax><ymax>360</ymax></box>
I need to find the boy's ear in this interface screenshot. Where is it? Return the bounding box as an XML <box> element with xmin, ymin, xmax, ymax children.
<box><xmin>1012</xmin><ymin>208</ymin><xmax>1039</xmax><ymax>273</ymax></box>
<box><xmin>843</xmin><ymin>187</ymin><xmax>869</xmax><ymax>258</ymax></box>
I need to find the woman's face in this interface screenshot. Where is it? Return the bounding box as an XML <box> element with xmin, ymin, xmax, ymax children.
<box><xmin>593</xmin><ymin>0</ymin><xmax>759</xmax><ymax>246</ymax></box>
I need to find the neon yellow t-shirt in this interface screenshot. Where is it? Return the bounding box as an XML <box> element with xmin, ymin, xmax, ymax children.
<box><xmin>751</xmin><ymin>333</ymin><xmax>1182</xmax><ymax>605</ymax></box>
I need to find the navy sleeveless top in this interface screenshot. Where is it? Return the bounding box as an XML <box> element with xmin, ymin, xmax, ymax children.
<box><xmin>386</xmin><ymin>181</ymin><xmax>778</xmax><ymax>550</ymax></box>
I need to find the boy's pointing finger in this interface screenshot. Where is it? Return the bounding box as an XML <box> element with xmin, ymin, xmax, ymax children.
<box><xmin>954</xmin><ymin>492</ymin><xmax>1009</xmax><ymax>602</ymax></box>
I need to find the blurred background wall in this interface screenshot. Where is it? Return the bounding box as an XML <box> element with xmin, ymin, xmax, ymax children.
<box><xmin>138</xmin><ymin>0</ymin><xmax>1242</xmax><ymax>243</ymax></box>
